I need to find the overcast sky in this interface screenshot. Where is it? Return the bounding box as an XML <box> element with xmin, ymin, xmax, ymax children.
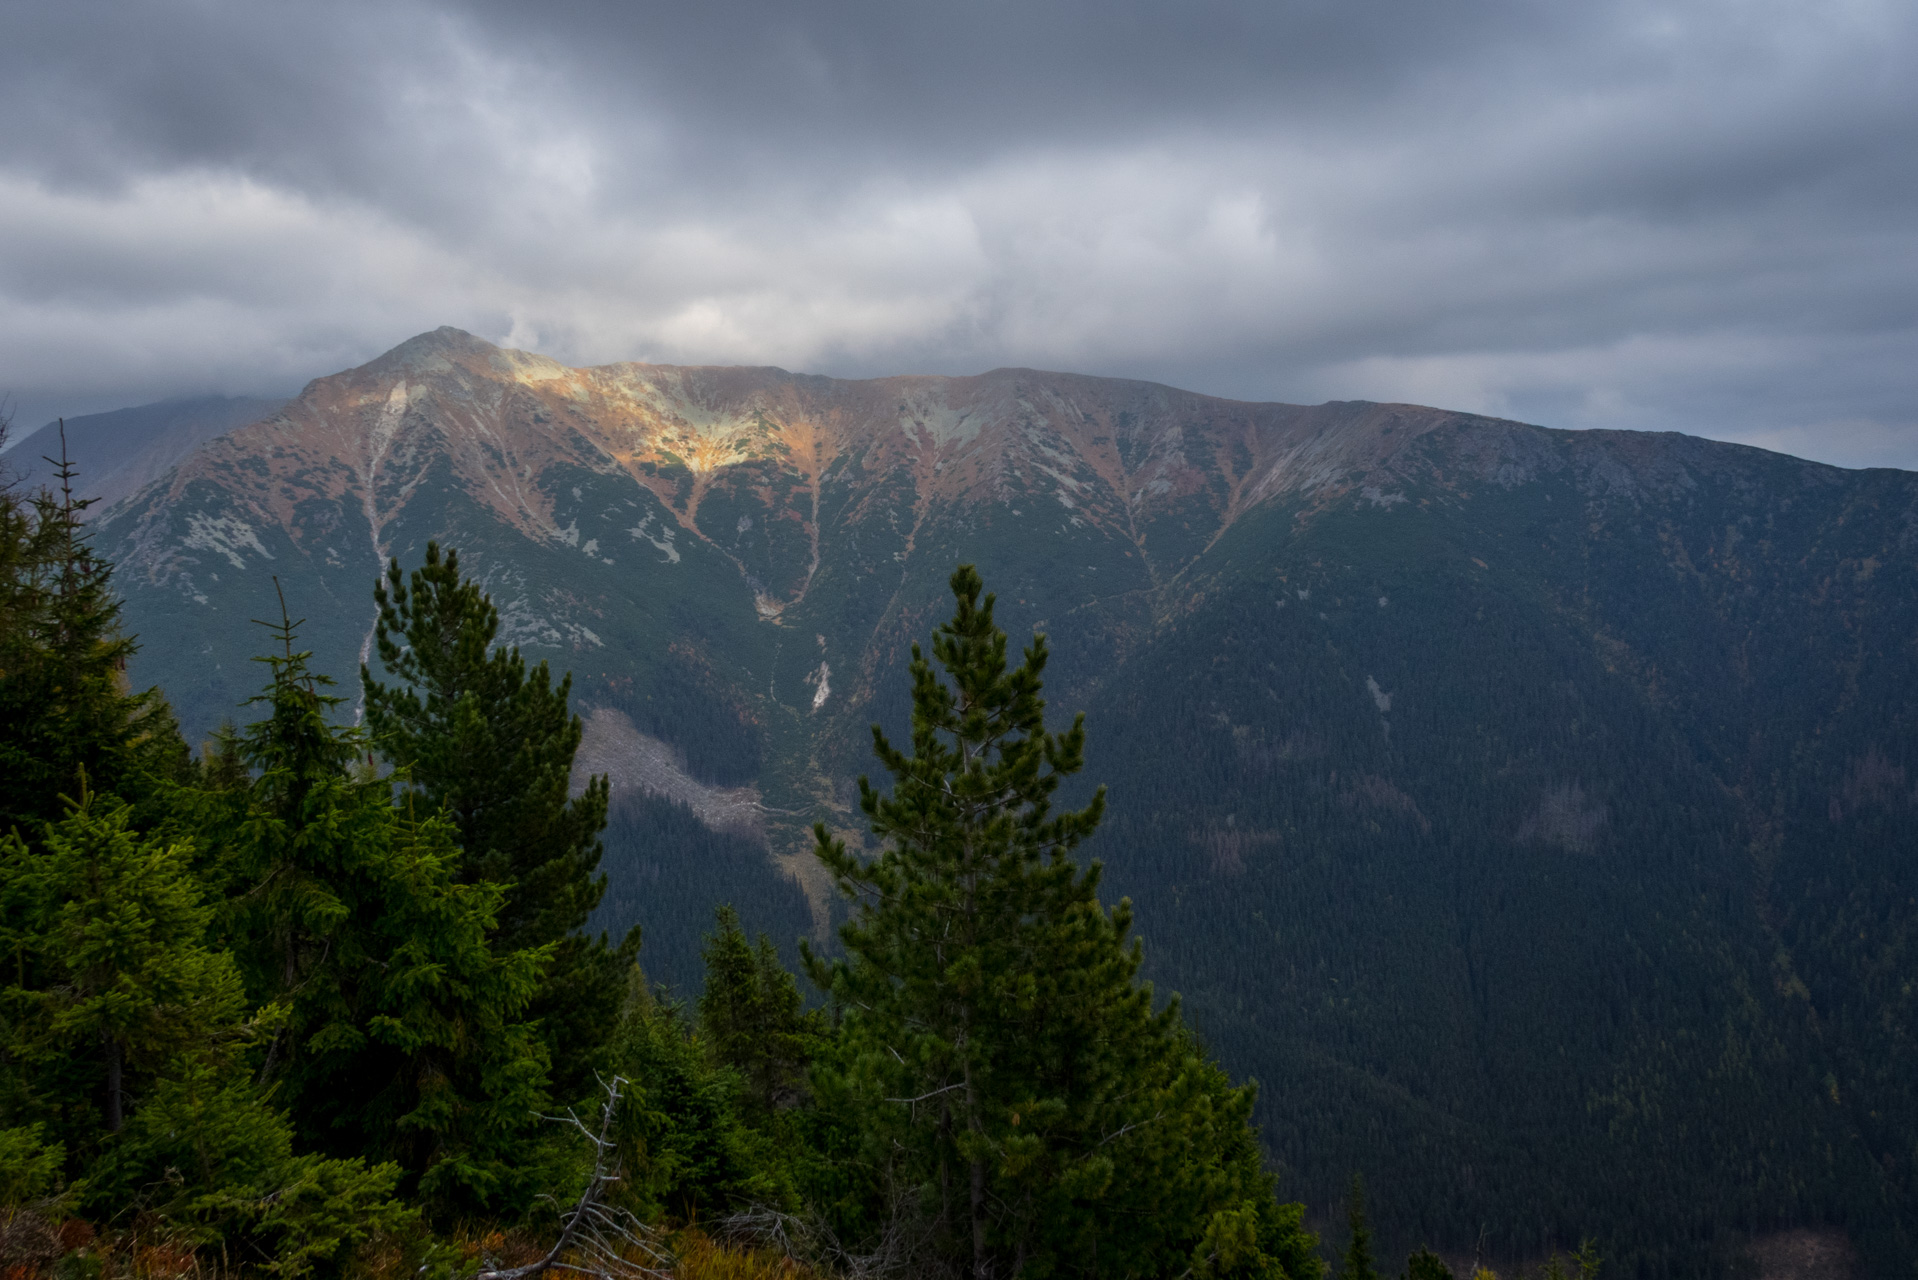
<box><xmin>2</xmin><ymin>0</ymin><xmax>1914</xmax><ymax>468</ymax></box>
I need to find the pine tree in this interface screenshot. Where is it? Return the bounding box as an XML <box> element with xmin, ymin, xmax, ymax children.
<box><xmin>360</xmin><ymin>542</ymin><xmax>630</xmax><ymax>1095</ymax></box>
<box><xmin>205</xmin><ymin>606</ymin><xmax>554</xmax><ymax>1218</ymax></box>
<box><xmin>806</xmin><ymin>565</ymin><xmax>1321</xmax><ymax>1280</ymax></box>
<box><xmin>1342</xmin><ymin>1175</ymin><xmax>1379</xmax><ymax>1280</ymax></box>
<box><xmin>698</xmin><ymin>904</ymin><xmax>818</xmax><ymax>1113</ymax></box>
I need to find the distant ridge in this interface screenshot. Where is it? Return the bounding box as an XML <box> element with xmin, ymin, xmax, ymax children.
<box><xmin>4</xmin><ymin>394</ymin><xmax>289</xmax><ymax>512</ymax></box>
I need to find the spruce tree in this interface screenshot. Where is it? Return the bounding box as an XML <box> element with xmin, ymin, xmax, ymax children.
<box><xmin>0</xmin><ymin>784</ymin><xmax>408</xmax><ymax>1269</ymax></box>
<box><xmin>0</xmin><ymin>428</ymin><xmax>183</xmax><ymax>835</ymax></box>
<box><xmin>0</xmin><ymin>1124</ymin><xmax>62</xmax><ymax>1204</ymax></box>
<box><xmin>360</xmin><ymin>542</ymin><xmax>630</xmax><ymax>1094</ymax></box>
<box><xmin>206</xmin><ymin>609</ymin><xmax>554</xmax><ymax>1218</ymax></box>
<box><xmin>612</xmin><ymin>977</ymin><xmax>794</xmax><ymax>1222</ymax></box>
<box><xmin>698</xmin><ymin>904</ymin><xmax>818</xmax><ymax>1113</ymax></box>
<box><xmin>81</xmin><ymin>1059</ymin><xmax>412</xmax><ymax>1274</ymax></box>
<box><xmin>807</xmin><ymin>565</ymin><xmax>1321</xmax><ymax>1280</ymax></box>
<box><xmin>0</xmin><ymin>781</ymin><xmax>244</xmax><ymax>1151</ymax></box>
<box><xmin>1404</xmin><ymin>1246</ymin><xmax>1455</xmax><ymax>1280</ymax></box>
<box><xmin>1342</xmin><ymin>1175</ymin><xmax>1379</xmax><ymax>1280</ymax></box>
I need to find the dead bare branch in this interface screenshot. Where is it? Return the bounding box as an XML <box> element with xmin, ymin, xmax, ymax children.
<box><xmin>472</xmin><ymin>1075</ymin><xmax>671</xmax><ymax>1280</ymax></box>
<box><xmin>718</xmin><ymin>1203</ymin><xmax>955</xmax><ymax>1280</ymax></box>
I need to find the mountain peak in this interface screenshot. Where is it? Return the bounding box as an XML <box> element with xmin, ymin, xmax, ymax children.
<box><xmin>368</xmin><ymin>326</ymin><xmax>501</xmax><ymax>373</ymax></box>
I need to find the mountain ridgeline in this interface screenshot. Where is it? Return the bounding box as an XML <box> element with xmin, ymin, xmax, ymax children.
<box><xmin>5</xmin><ymin>395</ymin><xmax>290</xmax><ymax>512</ymax></box>
<box><xmin>92</xmin><ymin>328</ymin><xmax>1918</xmax><ymax>1274</ymax></box>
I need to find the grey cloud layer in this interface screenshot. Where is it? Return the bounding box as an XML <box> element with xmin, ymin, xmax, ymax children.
<box><xmin>2</xmin><ymin>0</ymin><xmax>1914</xmax><ymax>468</ymax></box>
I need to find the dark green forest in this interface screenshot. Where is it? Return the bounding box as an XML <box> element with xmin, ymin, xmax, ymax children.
<box><xmin>1063</xmin><ymin>480</ymin><xmax>1917</xmax><ymax>1277</ymax></box>
<box><xmin>0</xmin><ymin>450</ymin><xmax>1400</xmax><ymax>1279</ymax></box>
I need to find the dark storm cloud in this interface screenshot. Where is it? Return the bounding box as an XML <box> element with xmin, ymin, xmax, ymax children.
<box><xmin>1</xmin><ymin>0</ymin><xmax>1914</xmax><ymax>468</ymax></box>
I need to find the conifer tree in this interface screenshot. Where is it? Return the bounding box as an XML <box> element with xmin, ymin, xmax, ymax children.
<box><xmin>206</xmin><ymin>606</ymin><xmax>554</xmax><ymax>1218</ymax></box>
<box><xmin>0</xmin><ymin>784</ymin><xmax>408</xmax><ymax>1269</ymax></box>
<box><xmin>612</xmin><ymin>976</ymin><xmax>795</xmax><ymax>1222</ymax></box>
<box><xmin>0</xmin><ymin>428</ymin><xmax>182</xmax><ymax>835</ymax></box>
<box><xmin>807</xmin><ymin>564</ymin><xmax>1320</xmax><ymax>1280</ymax></box>
<box><xmin>699</xmin><ymin>904</ymin><xmax>818</xmax><ymax>1113</ymax></box>
<box><xmin>1405</xmin><ymin>1246</ymin><xmax>1455</xmax><ymax>1280</ymax></box>
<box><xmin>0</xmin><ymin>1124</ymin><xmax>62</xmax><ymax>1204</ymax></box>
<box><xmin>0</xmin><ymin>781</ymin><xmax>243</xmax><ymax>1150</ymax></box>
<box><xmin>360</xmin><ymin>542</ymin><xmax>629</xmax><ymax>1093</ymax></box>
<box><xmin>81</xmin><ymin>1059</ymin><xmax>412</xmax><ymax>1275</ymax></box>
<box><xmin>1342</xmin><ymin>1175</ymin><xmax>1379</xmax><ymax>1280</ymax></box>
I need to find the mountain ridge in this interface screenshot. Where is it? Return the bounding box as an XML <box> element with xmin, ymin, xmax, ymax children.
<box><xmin>2</xmin><ymin>394</ymin><xmax>290</xmax><ymax>511</ymax></box>
<box><xmin>89</xmin><ymin>329</ymin><xmax>1918</xmax><ymax>1275</ymax></box>
<box><xmin>107</xmin><ymin>327</ymin><xmax>1873</xmax><ymax>660</ymax></box>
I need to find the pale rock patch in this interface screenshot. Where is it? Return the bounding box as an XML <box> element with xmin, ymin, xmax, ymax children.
<box><xmin>628</xmin><ymin>512</ymin><xmax>680</xmax><ymax>564</ymax></box>
<box><xmin>571</xmin><ymin>707</ymin><xmax>833</xmax><ymax>939</ymax></box>
<box><xmin>182</xmin><ymin>512</ymin><xmax>272</xmax><ymax>570</ymax></box>
<box><xmin>1518</xmin><ymin>782</ymin><xmax>1609</xmax><ymax>853</ymax></box>
<box><xmin>1366</xmin><ymin>676</ymin><xmax>1392</xmax><ymax>713</ymax></box>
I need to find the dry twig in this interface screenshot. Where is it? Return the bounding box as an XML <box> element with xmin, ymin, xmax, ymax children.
<box><xmin>718</xmin><ymin>1203</ymin><xmax>953</xmax><ymax>1280</ymax></box>
<box><xmin>472</xmin><ymin>1076</ymin><xmax>671</xmax><ymax>1280</ymax></box>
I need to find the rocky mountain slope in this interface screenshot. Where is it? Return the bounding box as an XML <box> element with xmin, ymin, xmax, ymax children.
<box><xmin>97</xmin><ymin>329</ymin><xmax>1918</xmax><ymax>1275</ymax></box>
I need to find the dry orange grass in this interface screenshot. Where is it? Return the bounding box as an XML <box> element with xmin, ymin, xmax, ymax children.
<box><xmin>669</xmin><ymin>1228</ymin><xmax>823</xmax><ymax>1280</ymax></box>
<box><xmin>348</xmin><ymin>1222</ymin><xmax>823</xmax><ymax>1280</ymax></box>
<box><xmin>347</xmin><ymin>1224</ymin><xmax>548</xmax><ymax>1280</ymax></box>
<box><xmin>0</xmin><ymin>1219</ymin><xmax>832</xmax><ymax>1280</ymax></box>
<box><xmin>0</xmin><ymin>1215</ymin><xmax>210</xmax><ymax>1280</ymax></box>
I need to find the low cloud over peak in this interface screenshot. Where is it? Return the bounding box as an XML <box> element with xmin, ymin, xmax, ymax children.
<box><xmin>2</xmin><ymin>0</ymin><xmax>1914</xmax><ymax>469</ymax></box>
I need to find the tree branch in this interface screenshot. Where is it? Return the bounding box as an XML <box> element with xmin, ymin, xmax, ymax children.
<box><xmin>474</xmin><ymin>1075</ymin><xmax>670</xmax><ymax>1280</ymax></box>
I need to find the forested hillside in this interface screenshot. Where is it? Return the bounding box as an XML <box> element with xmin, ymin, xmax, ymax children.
<box><xmin>0</xmin><ymin>451</ymin><xmax>1330</xmax><ymax>1277</ymax></box>
<box><xmin>55</xmin><ymin>330</ymin><xmax>1918</xmax><ymax>1274</ymax></box>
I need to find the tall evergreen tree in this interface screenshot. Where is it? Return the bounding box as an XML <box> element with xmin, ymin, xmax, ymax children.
<box><xmin>1341</xmin><ymin>1175</ymin><xmax>1379</xmax><ymax>1280</ymax></box>
<box><xmin>0</xmin><ymin>428</ymin><xmax>182</xmax><ymax>835</ymax></box>
<box><xmin>204</xmin><ymin>610</ymin><xmax>554</xmax><ymax>1218</ymax></box>
<box><xmin>0</xmin><ymin>784</ymin><xmax>408</xmax><ymax>1270</ymax></box>
<box><xmin>698</xmin><ymin>904</ymin><xmax>818</xmax><ymax>1114</ymax></box>
<box><xmin>360</xmin><ymin>542</ymin><xmax>631</xmax><ymax>1094</ymax></box>
<box><xmin>0</xmin><ymin>446</ymin><xmax>405</xmax><ymax>1267</ymax></box>
<box><xmin>0</xmin><ymin>781</ymin><xmax>244</xmax><ymax>1152</ymax></box>
<box><xmin>807</xmin><ymin>565</ymin><xmax>1320</xmax><ymax>1280</ymax></box>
